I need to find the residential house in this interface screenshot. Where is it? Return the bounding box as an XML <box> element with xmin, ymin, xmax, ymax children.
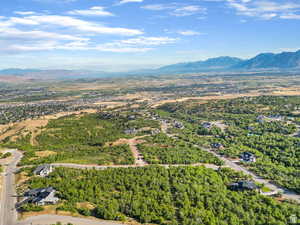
<box><xmin>124</xmin><ymin>128</ymin><xmax>138</xmax><ymax>135</ymax></box>
<box><xmin>33</xmin><ymin>164</ymin><xmax>53</xmax><ymax>177</ymax></box>
<box><xmin>151</xmin><ymin>129</ymin><xmax>161</xmax><ymax>135</ymax></box>
<box><xmin>257</xmin><ymin>115</ymin><xmax>283</xmax><ymax>123</ymax></box>
<box><xmin>24</xmin><ymin>187</ymin><xmax>59</xmax><ymax>206</ymax></box>
<box><xmin>241</xmin><ymin>152</ymin><xmax>256</xmax><ymax>163</ymax></box>
<box><xmin>173</xmin><ymin>121</ymin><xmax>184</xmax><ymax>129</ymax></box>
<box><xmin>229</xmin><ymin>181</ymin><xmax>258</xmax><ymax>191</ymax></box>
<box><xmin>202</xmin><ymin>122</ymin><xmax>212</xmax><ymax>129</ymax></box>
<box><xmin>211</xmin><ymin>143</ymin><xmax>224</xmax><ymax>150</ymax></box>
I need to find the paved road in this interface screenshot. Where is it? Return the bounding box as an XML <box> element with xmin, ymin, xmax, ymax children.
<box><xmin>52</xmin><ymin>162</ymin><xmax>220</xmax><ymax>170</ymax></box>
<box><xmin>0</xmin><ymin>149</ymin><xmax>23</xmax><ymax>225</ymax></box>
<box><xmin>160</xmin><ymin>119</ymin><xmax>300</xmax><ymax>203</ymax></box>
<box><xmin>2</xmin><ymin>145</ymin><xmax>299</xmax><ymax>225</ymax></box>
<box><xmin>15</xmin><ymin>215</ymin><xmax>123</xmax><ymax>225</ymax></box>
<box><xmin>201</xmin><ymin>147</ymin><xmax>300</xmax><ymax>203</ymax></box>
<box><xmin>0</xmin><ymin>150</ymin><xmax>129</xmax><ymax>225</ymax></box>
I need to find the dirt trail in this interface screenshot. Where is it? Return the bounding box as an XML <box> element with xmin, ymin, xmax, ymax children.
<box><xmin>128</xmin><ymin>138</ymin><xmax>148</xmax><ymax>166</ymax></box>
<box><xmin>106</xmin><ymin>136</ymin><xmax>148</xmax><ymax>166</ymax></box>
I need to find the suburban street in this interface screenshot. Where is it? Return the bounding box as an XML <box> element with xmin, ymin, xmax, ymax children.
<box><xmin>201</xmin><ymin>147</ymin><xmax>300</xmax><ymax>203</ymax></box>
<box><xmin>0</xmin><ymin>149</ymin><xmax>22</xmax><ymax>225</ymax></box>
<box><xmin>51</xmin><ymin>162</ymin><xmax>220</xmax><ymax>170</ymax></box>
<box><xmin>161</xmin><ymin>121</ymin><xmax>300</xmax><ymax>203</ymax></box>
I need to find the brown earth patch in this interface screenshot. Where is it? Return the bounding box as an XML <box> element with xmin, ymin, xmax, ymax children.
<box><xmin>35</xmin><ymin>150</ymin><xmax>57</xmax><ymax>158</ymax></box>
<box><xmin>76</xmin><ymin>202</ymin><xmax>95</xmax><ymax>210</ymax></box>
<box><xmin>15</xmin><ymin>171</ymin><xmax>30</xmax><ymax>185</ymax></box>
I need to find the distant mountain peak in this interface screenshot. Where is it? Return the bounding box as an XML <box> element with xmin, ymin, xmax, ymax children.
<box><xmin>159</xmin><ymin>56</ymin><xmax>243</xmax><ymax>73</ymax></box>
<box><xmin>158</xmin><ymin>49</ymin><xmax>300</xmax><ymax>73</ymax></box>
<box><xmin>233</xmin><ymin>49</ymin><xmax>300</xmax><ymax>69</ymax></box>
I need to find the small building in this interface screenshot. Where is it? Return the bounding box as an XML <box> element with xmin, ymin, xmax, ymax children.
<box><xmin>128</xmin><ymin>115</ymin><xmax>136</xmax><ymax>120</ymax></box>
<box><xmin>229</xmin><ymin>181</ymin><xmax>258</xmax><ymax>191</ymax></box>
<box><xmin>124</xmin><ymin>128</ymin><xmax>138</xmax><ymax>135</ymax></box>
<box><xmin>173</xmin><ymin>121</ymin><xmax>184</xmax><ymax>129</ymax></box>
<box><xmin>211</xmin><ymin>143</ymin><xmax>224</xmax><ymax>150</ymax></box>
<box><xmin>24</xmin><ymin>187</ymin><xmax>59</xmax><ymax>206</ymax></box>
<box><xmin>202</xmin><ymin>122</ymin><xmax>212</xmax><ymax>129</ymax></box>
<box><xmin>257</xmin><ymin>115</ymin><xmax>283</xmax><ymax>123</ymax></box>
<box><xmin>33</xmin><ymin>164</ymin><xmax>53</xmax><ymax>177</ymax></box>
<box><xmin>241</xmin><ymin>152</ymin><xmax>256</xmax><ymax>163</ymax></box>
<box><xmin>151</xmin><ymin>129</ymin><xmax>161</xmax><ymax>135</ymax></box>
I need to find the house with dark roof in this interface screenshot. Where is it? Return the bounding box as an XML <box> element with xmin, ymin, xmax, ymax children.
<box><xmin>173</xmin><ymin>121</ymin><xmax>184</xmax><ymax>129</ymax></box>
<box><xmin>124</xmin><ymin>128</ymin><xmax>138</xmax><ymax>135</ymax></box>
<box><xmin>211</xmin><ymin>143</ymin><xmax>224</xmax><ymax>150</ymax></box>
<box><xmin>240</xmin><ymin>152</ymin><xmax>256</xmax><ymax>163</ymax></box>
<box><xmin>202</xmin><ymin>122</ymin><xmax>212</xmax><ymax>129</ymax></box>
<box><xmin>33</xmin><ymin>164</ymin><xmax>53</xmax><ymax>177</ymax></box>
<box><xmin>229</xmin><ymin>181</ymin><xmax>258</xmax><ymax>191</ymax></box>
<box><xmin>257</xmin><ymin>115</ymin><xmax>283</xmax><ymax>123</ymax></box>
<box><xmin>24</xmin><ymin>187</ymin><xmax>59</xmax><ymax>206</ymax></box>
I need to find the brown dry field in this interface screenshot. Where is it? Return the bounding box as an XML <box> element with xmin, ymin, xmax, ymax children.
<box><xmin>35</xmin><ymin>150</ymin><xmax>57</xmax><ymax>157</ymax></box>
<box><xmin>151</xmin><ymin>88</ymin><xmax>300</xmax><ymax>108</ymax></box>
<box><xmin>0</xmin><ymin>108</ymin><xmax>98</xmax><ymax>144</ymax></box>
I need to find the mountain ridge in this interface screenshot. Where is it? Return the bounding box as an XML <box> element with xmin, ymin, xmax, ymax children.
<box><xmin>0</xmin><ymin>49</ymin><xmax>300</xmax><ymax>79</ymax></box>
<box><xmin>157</xmin><ymin>50</ymin><xmax>300</xmax><ymax>73</ymax></box>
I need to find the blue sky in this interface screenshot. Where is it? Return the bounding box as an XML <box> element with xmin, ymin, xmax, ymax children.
<box><xmin>0</xmin><ymin>0</ymin><xmax>300</xmax><ymax>71</ymax></box>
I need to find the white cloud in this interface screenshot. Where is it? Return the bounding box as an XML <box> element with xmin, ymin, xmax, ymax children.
<box><xmin>227</xmin><ymin>0</ymin><xmax>300</xmax><ymax>20</ymax></box>
<box><xmin>94</xmin><ymin>45</ymin><xmax>151</xmax><ymax>53</ymax></box>
<box><xmin>0</xmin><ymin>12</ymin><xmax>176</xmax><ymax>54</ymax></box>
<box><xmin>172</xmin><ymin>6</ymin><xmax>206</xmax><ymax>17</ymax></box>
<box><xmin>8</xmin><ymin>17</ymin><xmax>40</xmax><ymax>25</ymax></box>
<box><xmin>14</xmin><ymin>11</ymin><xmax>36</xmax><ymax>15</ymax></box>
<box><xmin>177</xmin><ymin>30</ymin><xmax>202</xmax><ymax>36</ymax></box>
<box><xmin>142</xmin><ymin>4</ymin><xmax>206</xmax><ymax>17</ymax></box>
<box><xmin>280</xmin><ymin>13</ymin><xmax>300</xmax><ymax>19</ymax></box>
<box><xmin>141</xmin><ymin>4</ymin><xmax>174</xmax><ymax>11</ymax></box>
<box><xmin>68</xmin><ymin>6</ymin><xmax>114</xmax><ymax>17</ymax></box>
<box><xmin>119</xmin><ymin>0</ymin><xmax>144</xmax><ymax>5</ymax></box>
<box><xmin>0</xmin><ymin>13</ymin><xmax>147</xmax><ymax>54</ymax></box>
<box><xmin>119</xmin><ymin>36</ymin><xmax>178</xmax><ymax>45</ymax></box>
<box><xmin>24</xmin><ymin>15</ymin><xmax>143</xmax><ymax>36</ymax></box>
<box><xmin>0</xmin><ymin>28</ymin><xmax>87</xmax><ymax>41</ymax></box>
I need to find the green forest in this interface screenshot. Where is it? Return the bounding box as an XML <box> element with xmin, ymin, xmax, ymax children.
<box><xmin>26</xmin><ymin>166</ymin><xmax>300</xmax><ymax>225</ymax></box>
<box><xmin>157</xmin><ymin>96</ymin><xmax>300</xmax><ymax>193</ymax></box>
<box><xmin>138</xmin><ymin>133</ymin><xmax>223</xmax><ymax>165</ymax></box>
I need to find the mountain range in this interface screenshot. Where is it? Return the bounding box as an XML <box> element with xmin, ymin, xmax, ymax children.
<box><xmin>158</xmin><ymin>49</ymin><xmax>300</xmax><ymax>73</ymax></box>
<box><xmin>0</xmin><ymin>50</ymin><xmax>299</xmax><ymax>80</ymax></box>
